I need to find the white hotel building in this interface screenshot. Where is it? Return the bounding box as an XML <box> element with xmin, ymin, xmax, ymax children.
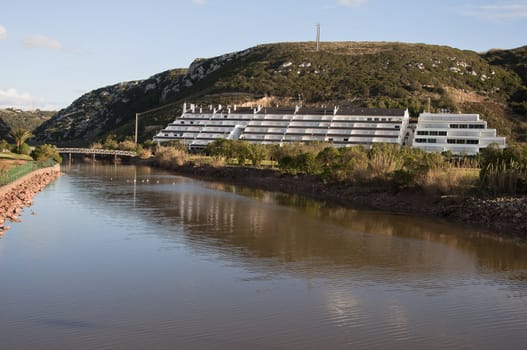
<box><xmin>154</xmin><ymin>104</ymin><xmax>505</xmax><ymax>155</ymax></box>
<box><xmin>154</xmin><ymin>103</ymin><xmax>410</xmax><ymax>149</ymax></box>
<box><xmin>411</xmin><ymin>112</ymin><xmax>506</xmax><ymax>155</ymax></box>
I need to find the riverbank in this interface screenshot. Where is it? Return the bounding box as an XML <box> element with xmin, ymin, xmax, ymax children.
<box><xmin>0</xmin><ymin>164</ymin><xmax>62</xmax><ymax>235</ymax></box>
<box><xmin>151</xmin><ymin>162</ymin><xmax>526</xmax><ymax>241</ymax></box>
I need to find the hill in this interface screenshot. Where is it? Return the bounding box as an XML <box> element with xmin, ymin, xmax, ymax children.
<box><xmin>34</xmin><ymin>42</ymin><xmax>527</xmax><ymax>146</ymax></box>
<box><xmin>0</xmin><ymin>108</ymin><xmax>54</xmax><ymax>141</ymax></box>
<box><xmin>0</xmin><ymin>117</ymin><xmax>10</xmax><ymax>141</ymax></box>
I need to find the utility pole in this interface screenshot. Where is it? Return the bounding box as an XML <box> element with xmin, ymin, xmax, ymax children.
<box><xmin>427</xmin><ymin>97</ymin><xmax>431</xmax><ymax>113</ymax></box>
<box><xmin>135</xmin><ymin>113</ymin><xmax>139</xmax><ymax>145</ymax></box>
<box><xmin>316</xmin><ymin>23</ymin><xmax>320</xmax><ymax>51</ymax></box>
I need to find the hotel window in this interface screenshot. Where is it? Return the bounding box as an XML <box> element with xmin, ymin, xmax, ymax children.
<box><xmin>447</xmin><ymin>139</ymin><xmax>456</xmax><ymax>144</ymax></box>
<box><xmin>415</xmin><ymin>138</ymin><xmax>426</xmax><ymax>143</ymax></box>
<box><xmin>417</xmin><ymin>131</ymin><xmax>428</xmax><ymax>135</ymax></box>
<box><xmin>467</xmin><ymin>139</ymin><xmax>479</xmax><ymax>144</ymax></box>
<box><xmin>427</xmin><ymin>138</ymin><xmax>437</xmax><ymax>143</ymax></box>
<box><xmin>450</xmin><ymin>124</ymin><xmax>458</xmax><ymax>128</ymax></box>
<box><xmin>430</xmin><ymin>131</ymin><xmax>439</xmax><ymax>136</ymax></box>
<box><xmin>439</xmin><ymin>131</ymin><xmax>447</xmax><ymax>136</ymax></box>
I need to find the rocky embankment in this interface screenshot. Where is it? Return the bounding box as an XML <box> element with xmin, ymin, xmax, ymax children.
<box><xmin>164</xmin><ymin>163</ymin><xmax>527</xmax><ymax>240</ymax></box>
<box><xmin>0</xmin><ymin>165</ymin><xmax>61</xmax><ymax>235</ymax></box>
<box><xmin>438</xmin><ymin>196</ymin><xmax>527</xmax><ymax>237</ymax></box>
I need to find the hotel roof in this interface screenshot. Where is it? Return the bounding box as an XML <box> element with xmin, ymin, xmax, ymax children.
<box><xmin>186</xmin><ymin>105</ymin><xmax>406</xmax><ymax>117</ymax></box>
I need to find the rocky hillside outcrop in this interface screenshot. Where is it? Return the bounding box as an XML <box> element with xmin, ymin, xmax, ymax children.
<box><xmin>34</xmin><ymin>42</ymin><xmax>527</xmax><ymax>146</ymax></box>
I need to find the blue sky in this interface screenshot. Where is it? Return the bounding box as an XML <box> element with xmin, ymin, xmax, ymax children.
<box><xmin>1</xmin><ymin>0</ymin><xmax>526</xmax><ymax>110</ymax></box>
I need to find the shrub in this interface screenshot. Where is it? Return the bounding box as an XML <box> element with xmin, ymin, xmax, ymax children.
<box><xmin>368</xmin><ymin>143</ymin><xmax>404</xmax><ymax>180</ymax></box>
<box><xmin>31</xmin><ymin>144</ymin><xmax>62</xmax><ymax>163</ymax></box>
<box><xmin>103</xmin><ymin>134</ymin><xmax>119</xmax><ymax>150</ymax></box>
<box><xmin>138</xmin><ymin>148</ymin><xmax>153</xmax><ymax>159</ymax></box>
<box><xmin>296</xmin><ymin>152</ymin><xmax>320</xmax><ymax>175</ymax></box>
<box><xmin>479</xmin><ymin>143</ymin><xmax>527</xmax><ymax>194</ymax></box>
<box><xmin>17</xmin><ymin>143</ymin><xmax>32</xmax><ymax>156</ymax></box>
<box><xmin>154</xmin><ymin>146</ymin><xmax>189</xmax><ymax>169</ymax></box>
<box><xmin>90</xmin><ymin>142</ymin><xmax>103</xmax><ymax>149</ymax></box>
<box><xmin>118</xmin><ymin>139</ymin><xmax>137</xmax><ymax>151</ymax></box>
<box><xmin>0</xmin><ymin>139</ymin><xmax>9</xmax><ymax>152</ymax></box>
<box><xmin>248</xmin><ymin>143</ymin><xmax>267</xmax><ymax>167</ymax></box>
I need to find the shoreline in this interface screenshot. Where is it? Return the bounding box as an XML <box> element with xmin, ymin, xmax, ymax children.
<box><xmin>0</xmin><ymin>164</ymin><xmax>62</xmax><ymax>235</ymax></box>
<box><xmin>147</xmin><ymin>161</ymin><xmax>526</xmax><ymax>242</ymax></box>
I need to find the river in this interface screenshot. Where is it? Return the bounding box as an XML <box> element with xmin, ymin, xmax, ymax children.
<box><xmin>1</xmin><ymin>164</ymin><xmax>527</xmax><ymax>349</ymax></box>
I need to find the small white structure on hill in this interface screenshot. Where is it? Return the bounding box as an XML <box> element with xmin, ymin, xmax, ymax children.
<box><xmin>154</xmin><ymin>103</ymin><xmax>410</xmax><ymax>150</ymax></box>
<box><xmin>411</xmin><ymin>112</ymin><xmax>506</xmax><ymax>155</ymax></box>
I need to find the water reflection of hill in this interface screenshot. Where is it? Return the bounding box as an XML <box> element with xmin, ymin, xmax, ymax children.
<box><xmin>65</xmin><ymin>164</ymin><xmax>527</xmax><ymax>277</ymax></box>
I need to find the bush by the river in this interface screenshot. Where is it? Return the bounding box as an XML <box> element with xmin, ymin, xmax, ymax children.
<box><xmin>479</xmin><ymin>143</ymin><xmax>527</xmax><ymax>194</ymax></box>
<box><xmin>149</xmin><ymin>139</ymin><xmax>527</xmax><ymax>196</ymax></box>
<box><xmin>31</xmin><ymin>144</ymin><xmax>62</xmax><ymax>163</ymax></box>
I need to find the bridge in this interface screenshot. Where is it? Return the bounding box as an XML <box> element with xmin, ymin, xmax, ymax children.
<box><xmin>57</xmin><ymin>148</ymin><xmax>137</xmax><ymax>158</ymax></box>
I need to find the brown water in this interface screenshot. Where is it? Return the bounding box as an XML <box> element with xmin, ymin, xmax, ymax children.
<box><xmin>1</xmin><ymin>164</ymin><xmax>526</xmax><ymax>349</ymax></box>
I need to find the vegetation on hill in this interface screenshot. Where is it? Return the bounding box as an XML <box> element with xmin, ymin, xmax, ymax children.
<box><xmin>34</xmin><ymin>41</ymin><xmax>527</xmax><ymax>146</ymax></box>
<box><xmin>0</xmin><ymin>108</ymin><xmax>54</xmax><ymax>137</ymax></box>
<box><xmin>483</xmin><ymin>46</ymin><xmax>527</xmax><ymax>117</ymax></box>
<box><xmin>0</xmin><ymin>117</ymin><xmax>10</xmax><ymax>141</ymax></box>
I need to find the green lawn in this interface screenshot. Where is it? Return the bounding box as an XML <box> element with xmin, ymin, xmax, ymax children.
<box><xmin>0</xmin><ymin>152</ymin><xmax>33</xmax><ymax>161</ymax></box>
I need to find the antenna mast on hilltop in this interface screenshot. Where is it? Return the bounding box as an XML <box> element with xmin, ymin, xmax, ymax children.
<box><xmin>316</xmin><ymin>23</ymin><xmax>320</xmax><ymax>51</ymax></box>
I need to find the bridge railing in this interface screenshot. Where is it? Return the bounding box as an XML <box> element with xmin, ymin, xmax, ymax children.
<box><xmin>56</xmin><ymin>148</ymin><xmax>137</xmax><ymax>157</ymax></box>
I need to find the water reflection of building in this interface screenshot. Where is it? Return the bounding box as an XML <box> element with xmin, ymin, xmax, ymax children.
<box><xmin>69</xmin><ymin>164</ymin><xmax>527</xmax><ymax>275</ymax></box>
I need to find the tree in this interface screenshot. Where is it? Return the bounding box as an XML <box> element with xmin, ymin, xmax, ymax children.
<box><xmin>9</xmin><ymin>128</ymin><xmax>32</xmax><ymax>154</ymax></box>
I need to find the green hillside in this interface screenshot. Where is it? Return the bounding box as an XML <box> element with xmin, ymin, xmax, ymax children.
<box><xmin>0</xmin><ymin>108</ymin><xmax>54</xmax><ymax>141</ymax></box>
<box><xmin>34</xmin><ymin>41</ymin><xmax>527</xmax><ymax>146</ymax></box>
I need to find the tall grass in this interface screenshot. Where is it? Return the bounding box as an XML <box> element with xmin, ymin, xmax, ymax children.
<box><xmin>480</xmin><ymin>160</ymin><xmax>527</xmax><ymax>194</ymax></box>
<box><xmin>154</xmin><ymin>146</ymin><xmax>189</xmax><ymax>169</ymax></box>
<box><xmin>420</xmin><ymin>167</ymin><xmax>479</xmax><ymax>195</ymax></box>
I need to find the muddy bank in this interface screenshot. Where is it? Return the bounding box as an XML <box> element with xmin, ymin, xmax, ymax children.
<box><xmin>162</xmin><ymin>163</ymin><xmax>526</xmax><ymax>241</ymax></box>
<box><xmin>0</xmin><ymin>165</ymin><xmax>62</xmax><ymax>235</ymax></box>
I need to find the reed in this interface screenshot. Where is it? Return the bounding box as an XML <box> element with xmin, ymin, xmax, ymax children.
<box><xmin>420</xmin><ymin>166</ymin><xmax>479</xmax><ymax>194</ymax></box>
<box><xmin>480</xmin><ymin>160</ymin><xmax>527</xmax><ymax>194</ymax></box>
<box><xmin>154</xmin><ymin>146</ymin><xmax>189</xmax><ymax>169</ymax></box>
